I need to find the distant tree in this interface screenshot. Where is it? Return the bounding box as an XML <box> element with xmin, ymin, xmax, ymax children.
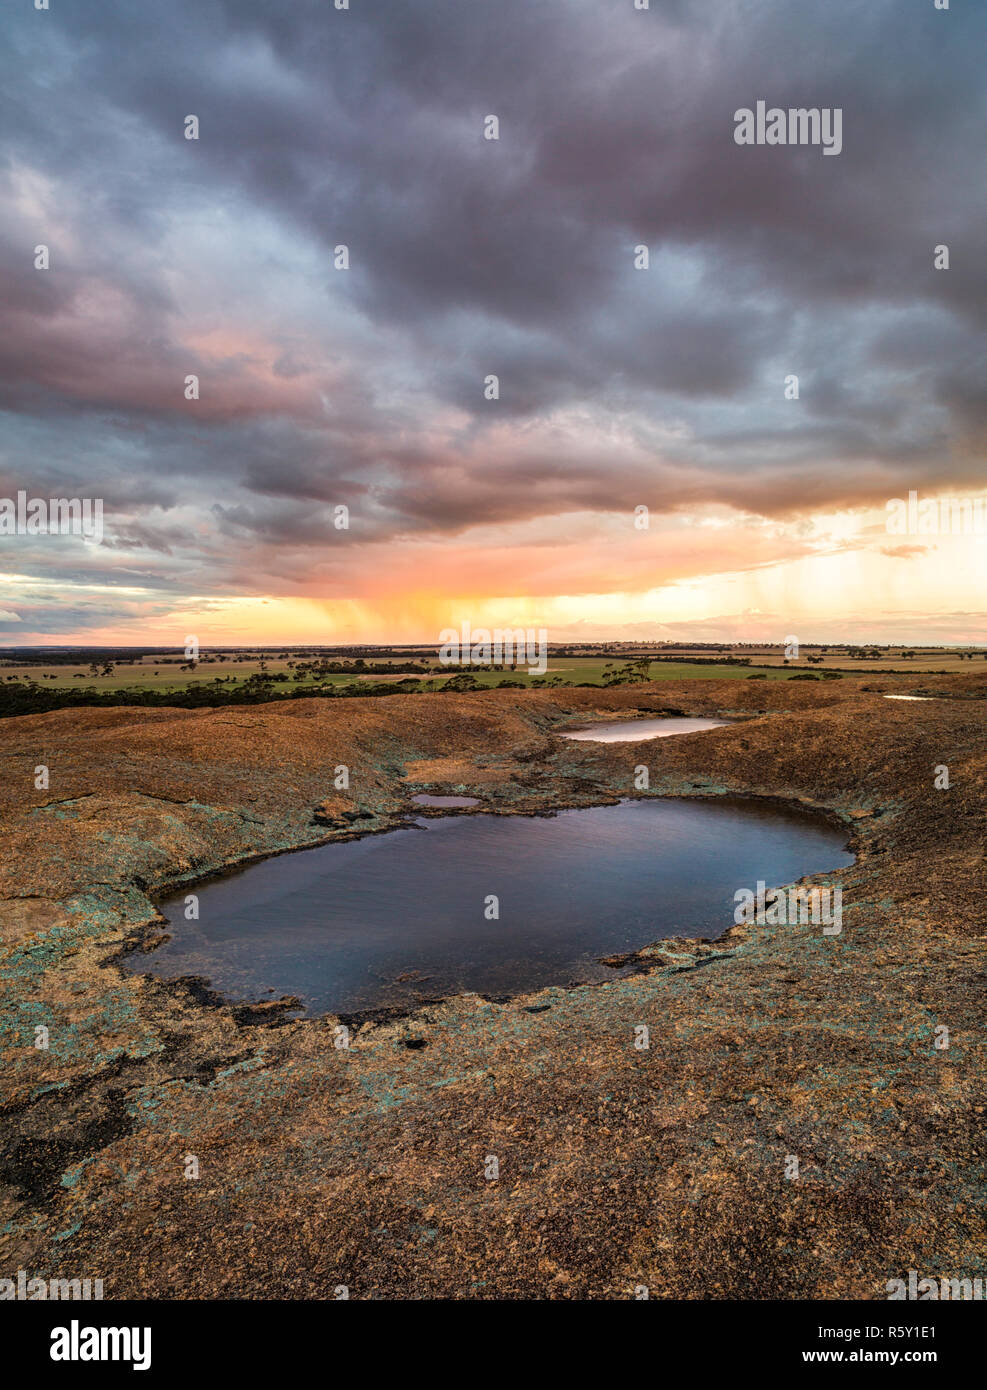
<box><xmin>443</xmin><ymin>672</ymin><xmax>481</xmax><ymax>692</ymax></box>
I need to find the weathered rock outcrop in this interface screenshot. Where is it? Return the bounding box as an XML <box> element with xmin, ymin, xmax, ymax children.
<box><xmin>1</xmin><ymin>675</ymin><xmax>984</xmax><ymax>1298</ymax></box>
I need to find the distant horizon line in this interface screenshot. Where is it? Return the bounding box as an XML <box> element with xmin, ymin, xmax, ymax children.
<box><xmin>1</xmin><ymin>641</ymin><xmax>985</xmax><ymax>653</ymax></box>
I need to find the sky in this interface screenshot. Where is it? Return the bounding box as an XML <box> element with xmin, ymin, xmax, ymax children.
<box><xmin>1</xmin><ymin>0</ymin><xmax>985</xmax><ymax>648</ymax></box>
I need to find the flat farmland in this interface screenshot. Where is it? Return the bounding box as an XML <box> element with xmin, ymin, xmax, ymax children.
<box><xmin>0</xmin><ymin>644</ymin><xmax>983</xmax><ymax>698</ymax></box>
<box><xmin>0</xmin><ymin>654</ymin><xmax>816</xmax><ymax>692</ymax></box>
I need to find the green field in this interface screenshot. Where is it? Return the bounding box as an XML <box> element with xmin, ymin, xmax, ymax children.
<box><xmin>0</xmin><ymin>659</ymin><xmax>363</xmax><ymax>693</ymax></box>
<box><xmin>437</xmin><ymin>660</ymin><xmax>796</xmax><ymax>687</ymax></box>
<box><xmin>0</xmin><ymin>654</ymin><xmax>818</xmax><ymax>695</ymax></box>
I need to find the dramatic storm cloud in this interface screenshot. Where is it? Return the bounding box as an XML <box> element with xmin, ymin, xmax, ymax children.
<box><xmin>0</xmin><ymin>0</ymin><xmax>984</xmax><ymax>641</ymax></box>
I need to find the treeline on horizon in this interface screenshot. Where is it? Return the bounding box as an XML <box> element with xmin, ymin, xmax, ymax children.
<box><xmin>2</xmin><ymin>642</ymin><xmax>979</xmax><ymax>664</ymax></box>
<box><xmin>0</xmin><ymin>671</ymin><xmax>548</xmax><ymax>719</ymax></box>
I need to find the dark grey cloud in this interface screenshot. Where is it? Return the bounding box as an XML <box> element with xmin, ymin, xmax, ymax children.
<box><xmin>0</xmin><ymin>0</ymin><xmax>984</xmax><ymax>603</ymax></box>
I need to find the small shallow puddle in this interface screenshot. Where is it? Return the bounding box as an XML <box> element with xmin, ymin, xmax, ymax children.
<box><xmin>126</xmin><ymin>798</ymin><xmax>852</xmax><ymax>1016</ymax></box>
<box><xmin>560</xmin><ymin>716</ymin><xmax>731</xmax><ymax>742</ymax></box>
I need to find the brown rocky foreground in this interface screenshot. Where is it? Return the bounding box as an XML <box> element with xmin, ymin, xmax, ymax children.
<box><xmin>0</xmin><ymin>673</ymin><xmax>984</xmax><ymax>1299</ymax></box>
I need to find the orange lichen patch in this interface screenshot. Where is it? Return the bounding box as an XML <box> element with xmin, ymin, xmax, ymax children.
<box><xmin>403</xmin><ymin>757</ymin><xmax>512</xmax><ymax>785</ymax></box>
<box><xmin>0</xmin><ymin>898</ymin><xmax>72</xmax><ymax>946</ymax></box>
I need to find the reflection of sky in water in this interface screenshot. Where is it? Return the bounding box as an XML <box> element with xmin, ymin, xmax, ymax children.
<box><xmin>128</xmin><ymin>798</ymin><xmax>852</xmax><ymax>1016</ymax></box>
<box><xmin>560</xmin><ymin>717</ymin><xmax>731</xmax><ymax>742</ymax></box>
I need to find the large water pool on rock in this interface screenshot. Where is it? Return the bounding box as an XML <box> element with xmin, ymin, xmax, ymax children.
<box><xmin>127</xmin><ymin>797</ymin><xmax>852</xmax><ymax>1016</ymax></box>
<box><xmin>129</xmin><ymin>800</ymin><xmax>856</xmax><ymax>1017</ymax></box>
